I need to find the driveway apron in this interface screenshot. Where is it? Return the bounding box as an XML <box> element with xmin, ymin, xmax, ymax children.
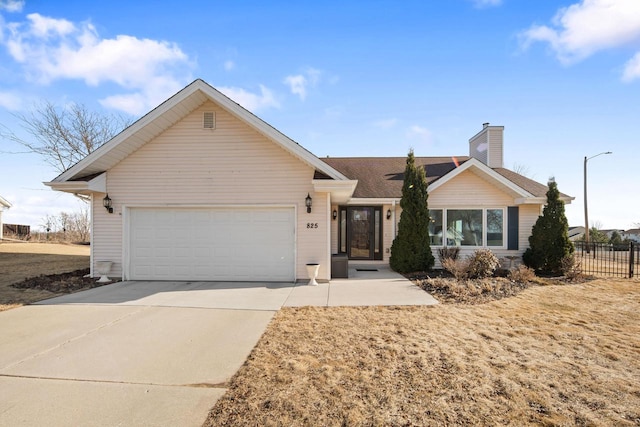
<box><xmin>0</xmin><ymin>268</ymin><xmax>436</xmax><ymax>426</ymax></box>
<box><xmin>0</xmin><ymin>281</ymin><xmax>286</xmax><ymax>427</ymax></box>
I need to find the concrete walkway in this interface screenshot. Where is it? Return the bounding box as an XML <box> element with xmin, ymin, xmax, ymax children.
<box><xmin>285</xmin><ymin>264</ymin><xmax>439</xmax><ymax>307</ymax></box>
<box><xmin>0</xmin><ymin>265</ymin><xmax>436</xmax><ymax>426</ymax></box>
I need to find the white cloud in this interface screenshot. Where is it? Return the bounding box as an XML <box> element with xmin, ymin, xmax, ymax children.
<box><xmin>373</xmin><ymin>118</ymin><xmax>398</xmax><ymax>129</ymax></box>
<box><xmin>520</xmin><ymin>0</ymin><xmax>640</xmax><ymax>70</ymax></box>
<box><xmin>224</xmin><ymin>60</ymin><xmax>235</xmax><ymax>71</ymax></box>
<box><xmin>470</xmin><ymin>0</ymin><xmax>502</xmax><ymax>9</ymax></box>
<box><xmin>283</xmin><ymin>67</ymin><xmax>322</xmax><ymax>100</ymax></box>
<box><xmin>305</xmin><ymin>67</ymin><xmax>321</xmax><ymax>85</ymax></box>
<box><xmin>406</xmin><ymin>125</ymin><xmax>433</xmax><ymax>143</ymax></box>
<box><xmin>0</xmin><ymin>0</ymin><xmax>24</xmax><ymax>12</ymax></box>
<box><xmin>0</xmin><ymin>91</ymin><xmax>22</xmax><ymax>110</ymax></box>
<box><xmin>283</xmin><ymin>74</ymin><xmax>308</xmax><ymax>100</ymax></box>
<box><xmin>25</xmin><ymin>13</ymin><xmax>75</xmax><ymax>38</ymax></box>
<box><xmin>622</xmin><ymin>52</ymin><xmax>640</xmax><ymax>82</ymax></box>
<box><xmin>0</xmin><ymin>12</ymin><xmax>193</xmax><ymax>115</ymax></box>
<box><xmin>218</xmin><ymin>84</ymin><xmax>280</xmax><ymax>112</ymax></box>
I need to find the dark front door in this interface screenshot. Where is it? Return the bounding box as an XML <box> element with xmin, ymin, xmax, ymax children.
<box><xmin>343</xmin><ymin>207</ymin><xmax>382</xmax><ymax>260</ymax></box>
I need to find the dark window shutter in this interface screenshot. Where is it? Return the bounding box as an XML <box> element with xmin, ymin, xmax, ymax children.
<box><xmin>508</xmin><ymin>206</ymin><xmax>519</xmax><ymax>250</ymax></box>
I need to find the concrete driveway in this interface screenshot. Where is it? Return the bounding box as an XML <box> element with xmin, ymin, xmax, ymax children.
<box><xmin>0</xmin><ymin>267</ymin><xmax>436</xmax><ymax>426</ymax></box>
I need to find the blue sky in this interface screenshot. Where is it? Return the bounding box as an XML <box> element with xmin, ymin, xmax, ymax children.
<box><xmin>0</xmin><ymin>0</ymin><xmax>638</xmax><ymax>231</ymax></box>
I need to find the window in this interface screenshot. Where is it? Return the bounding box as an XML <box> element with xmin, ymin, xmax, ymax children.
<box><xmin>426</xmin><ymin>208</ymin><xmax>505</xmax><ymax>247</ymax></box>
<box><xmin>487</xmin><ymin>209</ymin><xmax>504</xmax><ymax>247</ymax></box>
<box><xmin>447</xmin><ymin>209</ymin><xmax>483</xmax><ymax>246</ymax></box>
<box><xmin>429</xmin><ymin>209</ymin><xmax>443</xmax><ymax>246</ymax></box>
<box><xmin>339</xmin><ymin>209</ymin><xmax>347</xmax><ymax>253</ymax></box>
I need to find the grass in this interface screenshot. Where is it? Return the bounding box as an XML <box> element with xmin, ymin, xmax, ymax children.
<box><xmin>205</xmin><ymin>278</ymin><xmax>640</xmax><ymax>426</ymax></box>
<box><xmin>0</xmin><ymin>242</ymin><xmax>90</xmax><ymax>310</ymax></box>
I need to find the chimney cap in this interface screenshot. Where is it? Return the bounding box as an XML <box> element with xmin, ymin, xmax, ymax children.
<box><xmin>482</xmin><ymin>122</ymin><xmax>490</xmax><ymax>129</ymax></box>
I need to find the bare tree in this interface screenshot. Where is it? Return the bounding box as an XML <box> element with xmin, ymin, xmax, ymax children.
<box><xmin>68</xmin><ymin>208</ymin><xmax>90</xmax><ymax>242</ymax></box>
<box><xmin>41</xmin><ymin>214</ymin><xmax>56</xmax><ymax>240</ymax></box>
<box><xmin>0</xmin><ymin>101</ymin><xmax>131</xmax><ymax>173</ymax></box>
<box><xmin>512</xmin><ymin>162</ymin><xmax>533</xmax><ymax>178</ymax></box>
<box><xmin>38</xmin><ymin>210</ymin><xmax>90</xmax><ymax>242</ymax></box>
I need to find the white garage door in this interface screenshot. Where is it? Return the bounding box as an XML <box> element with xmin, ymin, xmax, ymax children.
<box><xmin>128</xmin><ymin>207</ymin><xmax>295</xmax><ymax>281</ymax></box>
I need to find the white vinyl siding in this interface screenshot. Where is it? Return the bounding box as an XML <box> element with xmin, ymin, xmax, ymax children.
<box><xmin>487</xmin><ymin>128</ymin><xmax>504</xmax><ymax>168</ymax></box>
<box><xmin>519</xmin><ymin>204</ymin><xmax>542</xmax><ymax>252</ymax></box>
<box><xmin>92</xmin><ymin>101</ymin><xmax>329</xmax><ymax>281</ymax></box>
<box><xmin>429</xmin><ymin>169</ymin><xmax>514</xmax><ymax>207</ymax></box>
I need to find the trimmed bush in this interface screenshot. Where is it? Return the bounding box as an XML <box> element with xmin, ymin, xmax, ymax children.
<box><xmin>441</xmin><ymin>257</ymin><xmax>469</xmax><ymax>280</ymax></box>
<box><xmin>467</xmin><ymin>249</ymin><xmax>500</xmax><ymax>279</ymax></box>
<box><xmin>560</xmin><ymin>254</ymin><xmax>583</xmax><ymax>281</ymax></box>
<box><xmin>441</xmin><ymin>249</ymin><xmax>499</xmax><ymax>280</ymax></box>
<box><xmin>508</xmin><ymin>265</ymin><xmax>536</xmax><ymax>283</ymax></box>
<box><xmin>438</xmin><ymin>247</ymin><xmax>460</xmax><ymax>264</ymax></box>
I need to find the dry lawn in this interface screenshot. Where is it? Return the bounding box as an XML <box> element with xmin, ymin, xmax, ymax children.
<box><xmin>0</xmin><ymin>242</ymin><xmax>90</xmax><ymax>309</ymax></box>
<box><xmin>206</xmin><ymin>278</ymin><xmax>640</xmax><ymax>426</ymax></box>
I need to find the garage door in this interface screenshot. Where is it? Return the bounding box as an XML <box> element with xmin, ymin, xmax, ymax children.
<box><xmin>128</xmin><ymin>207</ymin><xmax>295</xmax><ymax>281</ymax></box>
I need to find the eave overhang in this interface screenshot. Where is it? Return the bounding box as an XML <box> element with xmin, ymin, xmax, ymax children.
<box><xmin>0</xmin><ymin>195</ymin><xmax>11</xmax><ymax>209</ymax></box>
<box><xmin>312</xmin><ymin>179</ymin><xmax>358</xmax><ymax>204</ymax></box>
<box><xmin>515</xmin><ymin>196</ymin><xmax>575</xmax><ymax>205</ymax></box>
<box><xmin>44</xmin><ymin>172</ymin><xmax>107</xmax><ymax>195</ymax></box>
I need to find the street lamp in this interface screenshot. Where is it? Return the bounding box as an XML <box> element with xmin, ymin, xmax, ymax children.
<box><xmin>584</xmin><ymin>151</ymin><xmax>612</xmax><ymax>247</ymax></box>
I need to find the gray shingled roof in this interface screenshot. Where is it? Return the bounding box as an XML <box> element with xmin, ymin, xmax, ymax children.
<box><xmin>320</xmin><ymin>157</ymin><xmax>555</xmax><ymax>199</ymax></box>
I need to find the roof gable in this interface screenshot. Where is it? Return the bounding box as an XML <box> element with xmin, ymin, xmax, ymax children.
<box><xmin>428</xmin><ymin>158</ymin><xmax>533</xmax><ymax>199</ymax></box>
<box><xmin>51</xmin><ymin>79</ymin><xmax>347</xmax><ymax>183</ymax></box>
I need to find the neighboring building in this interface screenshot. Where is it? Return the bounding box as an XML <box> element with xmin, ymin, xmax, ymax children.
<box><xmin>568</xmin><ymin>226</ymin><xmax>585</xmax><ymax>242</ymax></box>
<box><xmin>46</xmin><ymin>79</ymin><xmax>573</xmax><ymax>281</ymax></box>
<box><xmin>601</xmin><ymin>229</ymin><xmax>625</xmax><ymax>240</ymax></box>
<box><xmin>622</xmin><ymin>229</ymin><xmax>640</xmax><ymax>243</ymax></box>
<box><xmin>0</xmin><ymin>195</ymin><xmax>12</xmax><ymax>240</ymax></box>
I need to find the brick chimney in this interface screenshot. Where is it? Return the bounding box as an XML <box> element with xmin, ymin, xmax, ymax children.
<box><xmin>469</xmin><ymin>123</ymin><xmax>504</xmax><ymax>168</ymax></box>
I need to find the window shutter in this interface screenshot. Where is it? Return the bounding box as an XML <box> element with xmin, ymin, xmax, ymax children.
<box><xmin>507</xmin><ymin>206</ymin><xmax>519</xmax><ymax>250</ymax></box>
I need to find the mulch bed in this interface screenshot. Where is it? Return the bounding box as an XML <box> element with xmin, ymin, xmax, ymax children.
<box><xmin>407</xmin><ymin>269</ymin><xmax>591</xmax><ymax>305</ymax></box>
<box><xmin>11</xmin><ymin>269</ymin><xmax>111</xmax><ymax>293</ymax></box>
<box><xmin>407</xmin><ymin>270</ymin><xmax>535</xmax><ymax>305</ymax></box>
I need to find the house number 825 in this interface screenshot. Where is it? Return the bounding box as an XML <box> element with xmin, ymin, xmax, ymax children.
<box><xmin>306</xmin><ymin>223</ymin><xmax>319</xmax><ymax>229</ymax></box>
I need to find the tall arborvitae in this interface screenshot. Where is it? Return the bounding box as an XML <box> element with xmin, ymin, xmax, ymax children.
<box><xmin>523</xmin><ymin>179</ymin><xmax>574</xmax><ymax>275</ymax></box>
<box><xmin>389</xmin><ymin>149</ymin><xmax>435</xmax><ymax>273</ymax></box>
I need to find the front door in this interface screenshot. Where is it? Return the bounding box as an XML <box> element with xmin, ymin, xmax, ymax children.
<box><xmin>341</xmin><ymin>207</ymin><xmax>383</xmax><ymax>260</ymax></box>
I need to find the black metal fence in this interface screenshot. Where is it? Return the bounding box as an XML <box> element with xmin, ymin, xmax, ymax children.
<box><xmin>574</xmin><ymin>241</ymin><xmax>638</xmax><ymax>278</ymax></box>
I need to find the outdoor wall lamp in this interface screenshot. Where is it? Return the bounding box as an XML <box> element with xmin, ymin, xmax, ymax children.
<box><xmin>103</xmin><ymin>194</ymin><xmax>113</xmax><ymax>214</ymax></box>
<box><xmin>387</xmin><ymin>209</ymin><xmax>392</xmax><ymax>220</ymax></box>
<box><xmin>305</xmin><ymin>193</ymin><xmax>312</xmax><ymax>213</ymax></box>
<box><xmin>332</xmin><ymin>209</ymin><xmax>338</xmax><ymax>220</ymax></box>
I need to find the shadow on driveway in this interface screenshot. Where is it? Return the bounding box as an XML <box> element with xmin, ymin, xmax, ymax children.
<box><xmin>36</xmin><ymin>280</ymin><xmax>298</xmax><ymax>311</ymax></box>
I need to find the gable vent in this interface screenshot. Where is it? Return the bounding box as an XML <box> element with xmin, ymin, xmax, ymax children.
<box><xmin>203</xmin><ymin>112</ymin><xmax>215</xmax><ymax>129</ymax></box>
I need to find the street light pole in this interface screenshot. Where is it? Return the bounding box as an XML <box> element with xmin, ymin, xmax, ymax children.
<box><xmin>584</xmin><ymin>151</ymin><xmax>612</xmax><ymax>247</ymax></box>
